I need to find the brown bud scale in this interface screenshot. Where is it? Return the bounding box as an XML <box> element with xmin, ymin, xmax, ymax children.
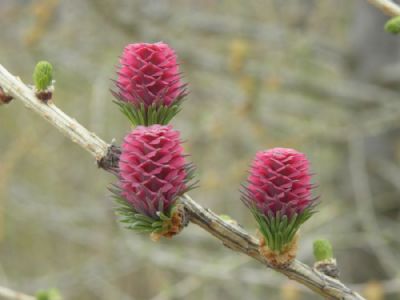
<box><xmin>259</xmin><ymin>232</ymin><xmax>298</xmax><ymax>268</ymax></box>
<box><xmin>35</xmin><ymin>90</ymin><xmax>53</xmax><ymax>103</ymax></box>
<box><xmin>0</xmin><ymin>87</ymin><xmax>13</xmax><ymax>105</ymax></box>
<box><xmin>314</xmin><ymin>259</ymin><xmax>340</xmax><ymax>278</ymax></box>
<box><xmin>150</xmin><ymin>203</ymin><xmax>188</xmax><ymax>241</ymax></box>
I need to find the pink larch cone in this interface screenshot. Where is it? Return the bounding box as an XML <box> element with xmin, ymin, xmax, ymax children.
<box><xmin>118</xmin><ymin>125</ymin><xmax>193</xmax><ymax>219</ymax></box>
<box><xmin>242</xmin><ymin>147</ymin><xmax>317</xmax><ymax>262</ymax></box>
<box><xmin>243</xmin><ymin>147</ymin><xmax>316</xmax><ymax>219</ymax></box>
<box><xmin>115</xmin><ymin>42</ymin><xmax>185</xmax><ymax>108</ymax></box>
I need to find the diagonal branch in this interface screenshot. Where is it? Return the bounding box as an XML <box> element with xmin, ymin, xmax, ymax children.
<box><xmin>0</xmin><ymin>64</ymin><xmax>365</xmax><ymax>300</ymax></box>
<box><xmin>0</xmin><ymin>65</ymin><xmax>109</xmax><ymax>162</ymax></box>
<box><xmin>367</xmin><ymin>0</ymin><xmax>400</xmax><ymax>16</ymax></box>
<box><xmin>0</xmin><ymin>285</ymin><xmax>34</xmax><ymax>300</ymax></box>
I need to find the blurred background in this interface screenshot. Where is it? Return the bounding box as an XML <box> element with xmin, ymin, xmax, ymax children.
<box><xmin>1</xmin><ymin>0</ymin><xmax>400</xmax><ymax>299</ymax></box>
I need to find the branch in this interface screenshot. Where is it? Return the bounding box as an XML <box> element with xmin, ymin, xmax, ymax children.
<box><xmin>0</xmin><ymin>65</ymin><xmax>109</xmax><ymax>162</ymax></box>
<box><xmin>0</xmin><ymin>64</ymin><xmax>365</xmax><ymax>300</ymax></box>
<box><xmin>0</xmin><ymin>285</ymin><xmax>34</xmax><ymax>300</ymax></box>
<box><xmin>367</xmin><ymin>0</ymin><xmax>400</xmax><ymax>16</ymax></box>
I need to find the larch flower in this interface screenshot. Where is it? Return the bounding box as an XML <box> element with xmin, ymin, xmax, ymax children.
<box><xmin>113</xmin><ymin>125</ymin><xmax>195</xmax><ymax>239</ymax></box>
<box><xmin>113</xmin><ymin>42</ymin><xmax>186</xmax><ymax>126</ymax></box>
<box><xmin>242</xmin><ymin>147</ymin><xmax>317</xmax><ymax>266</ymax></box>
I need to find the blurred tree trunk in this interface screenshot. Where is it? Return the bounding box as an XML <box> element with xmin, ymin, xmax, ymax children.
<box><xmin>349</xmin><ymin>2</ymin><xmax>400</xmax><ymax>200</ymax></box>
<box><xmin>347</xmin><ymin>0</ymin><xmax>400</xmax><ymax>171</ymax></box>
<box><xmin>348</xmin><ymin>0</ymin><xmax>400</xmax><ymax>159</ymax></box>
<box><xmin>344</xmin><ymin>0</ymin><xmax>400</xmax><ymax>283</ymax></box>
<box><xmin>349</xmin><ymin>0</ymin><xmax>400</xmax><ymax>85</ymax></box>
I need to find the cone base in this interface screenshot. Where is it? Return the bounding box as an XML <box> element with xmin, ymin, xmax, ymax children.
<box><xmin>113</xmin><ymin>99</ymin><xmax>183</xmax><ymax>126</ymax></box>
<box><xmin>150</xmin><ymin>203</ymin><xmax>188</xmax><ymax>241</ymax></box>
<box><xmin>259</xmin><ymin>232</ymin><xmax>299</xmax><ymax>268</ymax></box>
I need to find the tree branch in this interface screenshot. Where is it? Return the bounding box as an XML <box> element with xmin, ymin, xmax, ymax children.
<box><xmin>0</xmin><ymin>65</ymin><xmax>109</xmax><ymax>162</ymax></box>
<box><xmin>0</xmin><ymin>64</ymin><xmax>365</xmax><ymax>300</ymax></box>
<box><xmin>367</xmin><ymin>0</ymin><xmax>400</xmax><ymax>16</ymax></box>
<box><xmin>0</xmin><ymin>285</ymin><xmax>34</xmax><ymax>300</ymax></box>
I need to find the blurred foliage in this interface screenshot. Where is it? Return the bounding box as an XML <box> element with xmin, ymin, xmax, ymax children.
<box><xmin>36</xmin><ymin>288</ymin><xmax>62</xmax><ymax>300</ymax></box>
<box><xmin>364</xmin><ymin>281</ymin><xmax>385</xmax><ymax>300</ymax></box>
<box><xmin>385</xmin><ymin>16</ymin><xmax>400</xmax><ymax>34</ymax></box>
<box><xmin>280</xmin><ymin>282</ymin><xmax>300</xmax><ymax>300</ymax></box>
<box><xmin>1</xmin><ymin>0</ymin><xmax>400</xmax><ymax>299</ymax></box>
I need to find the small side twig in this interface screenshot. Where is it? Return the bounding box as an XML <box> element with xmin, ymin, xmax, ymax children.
<box><xmin>348</xmin><ymin>133</ymin><xmax>399</xmax><ymax>276</ymax></box>
<box><xmin>0</xmin><ymin>64</ymin><xmax>109</xmax><ymax>163</ymax></box>
<box><xmin>367</xmin><ymin>0</ymin><xmax>400</xmax><ymax>16</ymax></box>
<box><xmin>0</xmin><ymin>285</ymin><xmax>35</xmax><ymax>300</ymax></box>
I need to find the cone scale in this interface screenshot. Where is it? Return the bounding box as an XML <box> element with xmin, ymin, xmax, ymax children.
<box><xmin>242</xmin><ymin>148</ymin><xmax>317</xmax><ymax>266</ymax></box>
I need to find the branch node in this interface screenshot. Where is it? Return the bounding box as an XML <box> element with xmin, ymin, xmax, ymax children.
<box><xmin>0</xmin><ymin>86</ymin><xmax>13</xmax><ymax>105</ymax></box>
<box><xmin>97</xmin><ymin>144</ymin><xmax>121</xmax><ymax>171</ymax></box>
<box><xmin>150</xmin><ymin>202</ymin><xmax>189</xmax><ymax>241</ymax></box>
<box><xmin>314</xmin><ymin>259</ymin><xmax>340</xmax><ymax>279</ymax></box>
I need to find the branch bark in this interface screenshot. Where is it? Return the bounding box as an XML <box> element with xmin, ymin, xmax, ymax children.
<box><xmin>0</xmin><ymin>64</ymin><xmax>365</xmax><ymax>300</ymax></box>
<box><xmin>0</xmin><ymin>285</ymin><xmax>34</xmax><ymax>300</ymax></box>
<box><xmin>0</xmin><ymin>65</ymin><xmax>109</xmax><ymax>162</ymax></box>
<box><xmin>367</xmin><ymin>0</ymin><xmax>400</xmax><ymax>16</ymax></box>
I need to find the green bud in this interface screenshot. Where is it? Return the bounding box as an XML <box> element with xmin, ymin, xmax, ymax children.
<box><xmin>385</xmin><ymin>16</ymin><xmax>400</xmax><ymax>34</ymax></box>
<box><xmin>219</xmin><ymin>214</ymin><xmax>238</xmax><ymax>226</ymax></box>
<box><xmin>219</xmin><ymin>214</ymin><xmax>233</xmax><ymax>221</ymax></box>
<box><xmin>33</xmin><ymin>61</ymin><xmax>53</xmax><ymax>91</ymax></box>
<box><xmin>313</xmin><ymin>239</ymin><xmax>333</xmax><ymax>261</ymax></box>
<box><xmin>36</xmin><ymin>288</ymin><xmax>62</xmax><ymax>300</ymax></box>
